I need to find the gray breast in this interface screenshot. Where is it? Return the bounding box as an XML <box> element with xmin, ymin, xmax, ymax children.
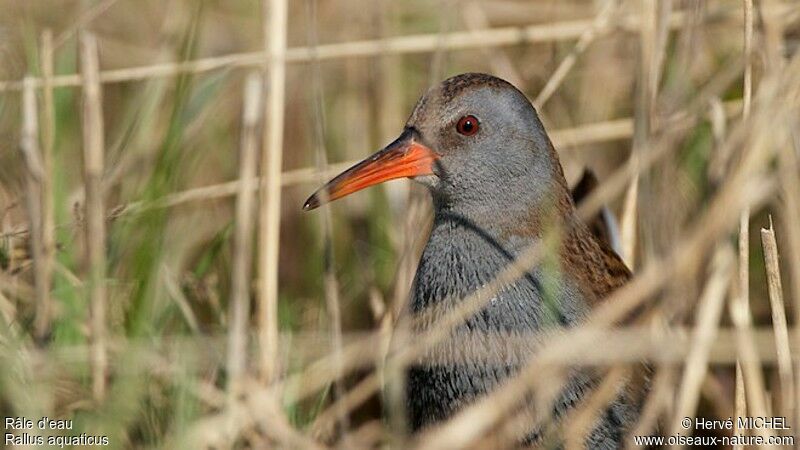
<box><xmin>403</xmin><ymin>211</ymin><xmax>622</xmax><ymax>442</ymax></box>
<box><xmin>410</xmin><ymin>211</ymin><xmax>589</xmax><ymax>332</ymax></box>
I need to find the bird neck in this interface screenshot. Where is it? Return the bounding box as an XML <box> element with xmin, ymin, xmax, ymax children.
<box><xmin>431</xmin><ymin>174</ymin><xmax>574</xmax><ymax>241</ymax></box>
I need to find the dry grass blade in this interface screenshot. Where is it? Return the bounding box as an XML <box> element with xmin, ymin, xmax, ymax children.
<box><xmin>79</xmin><ymin>31</ymin><xmax>108</xmax><ymax>402</ymax></box>
<box><xmin>761</xmin><ymin>218</ymin><xmax>794</xmax><ymax>419</ymax></box>
<box><xmin>729</xmin><ymin>276</ymin><xmax>775</xmax><ymax>443</ymax></box>
<box><xmin>227</xmin><ymin>73</ymin><xmax>262</xmax><ymax>393</ymax></box>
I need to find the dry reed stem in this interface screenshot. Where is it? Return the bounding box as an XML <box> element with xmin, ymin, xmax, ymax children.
<box><xmin>743</xmin><ymin>0</ymin><xmax>754</xmax><ymax>118</ymax></box>
<box><xmin>627</xmin><ymin>0</ymin><xmax>671</xmax><ymax>269</ymax></box>
<box><xmin>256</xmin><ymin>0</ymin><xmax>287</xmax><ymax>384</ymax></box>
<box><xmin>79</xmin><ymin>32</ymin><xmax>108</xmax><ymax>402</ymax></box>
<box><xmin>0</xmin><ymin>4</ymin><xmax>785</xmax><ymax>92</ymax></box>
<box><xmin>729</xmin><ymin>282</ymin><xmax>775</xmax><ymax>443</ymax></box>
<box><xmin>734</xmin><ymin>2</ymin><xmax>754</xmax><ymax>444</ymax></box>
<box><xmin>622</xmin><ymin>0</ymin><xmax>653</xmax><ymax>270</ymax></box>
<box><xmin>669</xmin><ymin>244</ymin><xmax>734</xmax><ymax>439</ymax></box>
<box><xmin>20</xmin><ymin>77</ymin><xmax>48</xmax><ymax>339</ymax></box>
<box><xmin>761</xmin><ymin>218</ymin><xmax>795</xmax><ymax>419</ymax></box>
<box><xmin>226</xmin><ymin>73</ymin><xmax>262</xmax><ymax>393</ymax></box>
<box><xmin>36</xmin><ymin>30</ymin><xmax>56</xmax><ymax>339</ymax></box>
<box><xmin>533</xmin><ymin>0</ymin><xmax>619</xmax><ymax>108</ymax></box>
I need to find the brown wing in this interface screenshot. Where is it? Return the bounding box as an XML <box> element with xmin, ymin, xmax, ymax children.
<box><xmin>562</xmin><ymin>219</ymin><xmax>631</xmax><ymax>304</ymax></box>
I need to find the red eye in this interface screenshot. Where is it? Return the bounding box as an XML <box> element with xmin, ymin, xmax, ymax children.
<box><xmin>456</xmin><ymin>115</ymin><xmax>479</xmax><ymax>136</ymax></box>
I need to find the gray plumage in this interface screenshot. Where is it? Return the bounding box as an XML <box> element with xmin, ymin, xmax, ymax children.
<box><xmin>398</xmin><ymin>73</ymin><xmax>639</xmax><ymax>447</ymax></box>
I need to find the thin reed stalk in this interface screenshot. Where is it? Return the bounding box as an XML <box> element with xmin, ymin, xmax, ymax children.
<box><xmin>79</xmin><ymin>32</ymin><xmax>108</xmax><ymax>402</ymax></box>
<box><xmin>761</xmin><ymin>219</ymin><xmax>794</xmax><ymax>420</ymax></box>
<box><xmin>37</xmin><ymin>30</ymin><xmax>56</xmax><ymax>339</ymax></box>
<box><xmin>257</xmin><ymin>0</ymin><xmax>288</xmax><ymax>384</ymax></box>
<box><xmin>733</xmin><ymin>2</ymin><xmax>754</xmax><ymax>443</ymax></box>
<box><xmin>227</xmin><ymin>73</ymin><xmax>263</xmax><ymax>393</ymax></box>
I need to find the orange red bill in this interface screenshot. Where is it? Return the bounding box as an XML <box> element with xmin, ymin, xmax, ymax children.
<box><xmin>303</xmin><ymin>131</ymin><xmax>438</xmax><ymax>211</ymax></box>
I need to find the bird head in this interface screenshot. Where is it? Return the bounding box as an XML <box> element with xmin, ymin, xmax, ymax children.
<box><xmin>303</xmin><ymin>73</ymin><xmax>566</xmax><ymax>216</ymax></box>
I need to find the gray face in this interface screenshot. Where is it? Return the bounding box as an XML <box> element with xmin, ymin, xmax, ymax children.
<box><xmin>405</xmin><ymin>79</ymin><xmax>559</xmax><ymax>215</ymax></box>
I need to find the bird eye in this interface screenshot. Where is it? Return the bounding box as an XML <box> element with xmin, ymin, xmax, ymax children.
<box><xmin>456</xmin><ymin>115</ymin><xmax>479</xmax><ymax>136</ymax></box>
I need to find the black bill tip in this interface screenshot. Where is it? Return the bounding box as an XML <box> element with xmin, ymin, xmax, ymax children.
<box><xmin>302</xmin><ymin>194</ymin><xmax>320</xmax><ymax>211</ymax></box>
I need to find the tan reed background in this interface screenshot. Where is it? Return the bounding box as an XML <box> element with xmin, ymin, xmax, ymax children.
<box><xmin>0</xmin><ymin>0</ymin><xmax>799</xmax><ymax>448</ymax></box>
